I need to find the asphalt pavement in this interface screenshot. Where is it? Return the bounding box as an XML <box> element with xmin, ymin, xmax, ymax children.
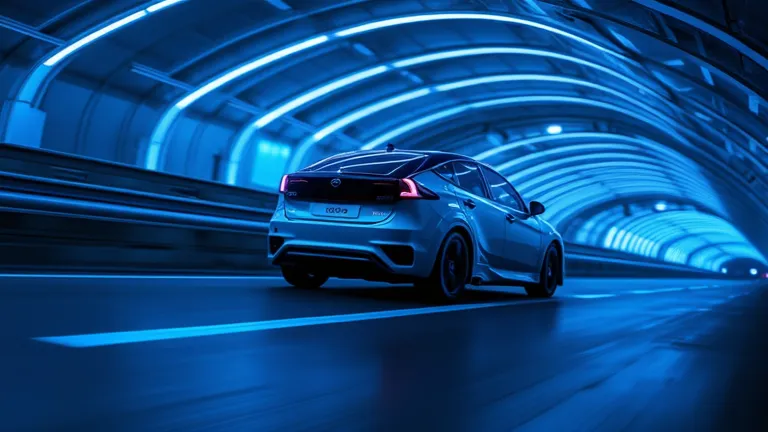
<box><xmin>1</xmin><ymin>275</ymin><xmax>766</xmax><ymax>431</ymax></box>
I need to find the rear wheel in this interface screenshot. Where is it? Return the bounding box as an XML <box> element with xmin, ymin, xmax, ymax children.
<box><xmin>281</xmin><ymin>266</ymin><xmax>329</xmax><ymax>289</ymax></box>
<box><xmin>417</xmin><ymin>232</ymin><xmax>470</xmax><ymax>302</ymax></box>
<box><xmin>526</xmin><ymin>245</ymin><xmax>559</xmax><ymax>298</ymax></box>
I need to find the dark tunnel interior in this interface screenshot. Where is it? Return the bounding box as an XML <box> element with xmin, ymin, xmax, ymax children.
<box><xmin>0</xmin><ymin>0</ymin><xmax>767</xmax><ymax>430</ymax></box>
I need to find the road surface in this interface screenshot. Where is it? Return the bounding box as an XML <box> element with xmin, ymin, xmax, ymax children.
<box><xmin>1</xmin><ymin>275</ymin><xmax>766</xmax><ymax>431</ymax></box>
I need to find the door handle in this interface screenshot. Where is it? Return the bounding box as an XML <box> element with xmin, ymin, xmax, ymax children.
<box><xmin>506</xmin><ymin>213</ymin><xmax>516</xmax><ymax>223</ymax></box>
<box><xmin>463</xmin><ymin>199</ymin><xmax>476</xmax><ymax>209</ymax></box>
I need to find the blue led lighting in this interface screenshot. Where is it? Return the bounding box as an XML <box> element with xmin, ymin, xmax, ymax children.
<box><xmin>179</xmin><ymin>35</ymin><xmax>330</xmax><ymax>110</ymax></box>
<box><xmin>476</xmin><ymin>132</ymin><xmax>694</xmax><ymax>164</ymax></box>
<box><xmin>592</xmin><ymin>210</ymin><xmax>766</xmax><ymax>268</ymax></box>
<box><xmin>334</xmin><ymin>13</ymin><xmax>627</xmax><ymax>60</ymax></box>
<box><xmin>45</xmin><ymin>11</ymin><xmax>148</xmax><ymax>67</ymax></box>
<box><xmin>360</xmin><ymin>95</ymin><xmax>681</xmax><ymax>153</ymax></box>
<box><xmin>546</xmin><ymin>125</ymin><xmax>563</xmax><ymax>134</ymax></box>
<box><xmin>235</xmin><ymin>60</ymin><xmax>671</xmax><ymax>183</ymax></box>
<box><xmin>16</xmin><ymin>0</ymin><xmax>187</xmax><ymax>105</ymax></box>
<box><xmin>256</xmin><ymin>65</ymin><xmax>391</xmax><ymax>129</ymax></box>
<box><xmin>289</xmin><ymin>74</ymin><xmax>672</xmax><ymax>174</ymax></box>
<box><xmin>520</xmin><ymin>164</ymin><xmax>714</xmax><ymax>200</ymax></box>
<box><xmin>313</xmin><ymin>88</ymin><xmax>432</xmax><ymax>142</ymax></box>
<box><xmin>148</xmin><ymin>11</ymin><xmax>628</xmax><ymax>171</ymax></box>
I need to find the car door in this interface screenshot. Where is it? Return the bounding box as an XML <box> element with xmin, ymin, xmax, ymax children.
<box><xmin>479</xmin><ymin>165</ymin><xmax>543</xmax><ymax>275</ymax></box>
<box><xmin>448</xmin><ymin>161</ymin><xmax>509</xmax><ymax>270</ymax></box>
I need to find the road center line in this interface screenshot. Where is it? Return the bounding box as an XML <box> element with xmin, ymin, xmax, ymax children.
<box><xmin>33</xmin><ymin>298</ymin><xmax>554</xmax><ymax>348</ymax></box>
<box><xmin>570</xmin><ymin>293</ymin><xmax>617</xmax><ymax>299</ymax></box>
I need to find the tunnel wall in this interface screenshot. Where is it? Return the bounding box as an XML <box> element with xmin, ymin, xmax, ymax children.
<box><xmin>0</xmin><ymin>62</ymin><xmax>238</xmax><ymax>182</ymax></box>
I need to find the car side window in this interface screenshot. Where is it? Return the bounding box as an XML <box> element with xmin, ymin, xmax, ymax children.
<box><xmin>433</xmin><ymin>162</ymin><xmax>457</xmax><ymax>183</ymax></box>
<box><xmin>480</xmin><ymin>166</ymin><xmax>526</xmax><ymax>212</ymax></box>
<box><xmin>453</xmin><ymin>162</ymin><xmax>487</xmax><ymax>197</ymax></box>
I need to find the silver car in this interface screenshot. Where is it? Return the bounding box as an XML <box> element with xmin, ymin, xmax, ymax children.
<box><xmin>268</xmin><ymin>147</ymin><xmax>564</xmax><ymax>301</ymax></box>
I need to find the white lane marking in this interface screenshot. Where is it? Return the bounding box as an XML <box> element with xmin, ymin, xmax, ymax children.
<box><xmin>33</xmin><ymin>299</ymin><xmax>554</xmax><ymax>348</ymax></box>
<box><xmin>652</xmin><ymin>287</ymin><xmax>686</xmax><ymax>292</ymax></box>
<box><xmin>628</xmin><ymin>289</ymin><xmax>656</xmax><ymax>294</ymax></box>
<box><xmin>570</xmin><ymin>294</ymin><xmax>617</xmax><ymax>299</ymax></box>
<box><xmin>0</xmin><ymin>274</ymin><xmax>285</xmax><ymax>280</ymax></box>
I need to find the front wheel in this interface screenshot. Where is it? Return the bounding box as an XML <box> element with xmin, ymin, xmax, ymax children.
<box><xmin>526</xmin><ymin>245</ymin><xmax>560</xmax><ymax>298</ymax></box>
<box><xmin>417</xmin><ymin>232</ymin><xmax>470</xmax><ymax>302</ymax></box>
<box><xmin>281</xmin><ymin>266</ymin><xmax>329</xmax><ymax>289</ymax></box>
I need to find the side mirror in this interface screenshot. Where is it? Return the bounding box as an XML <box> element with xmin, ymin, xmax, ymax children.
<box><xmin>529</xmin><ymin>201</ymin><xmax>546</xmax><ymax>216</ymax></box>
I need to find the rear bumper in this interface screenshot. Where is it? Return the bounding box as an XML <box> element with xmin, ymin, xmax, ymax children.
<box><xmin>267</xmin><ymin>211</ymin><xmax>442</xmax><ymax>280</ymax></box>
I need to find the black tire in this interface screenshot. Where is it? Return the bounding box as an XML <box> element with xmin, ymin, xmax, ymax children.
<box><xmin>417</xmin><ymin>232</ymin><xmax>471</xmax><ymax>302</ymax></box>
<box><xmin>281</xmin><ymin>266</ymin><xmax>329</xmax><ymax>289</ymax></box>
<box><xmin>526</xmin><ymin>244</ymin><xmax>559</xmax><ymax>298</ymax></box>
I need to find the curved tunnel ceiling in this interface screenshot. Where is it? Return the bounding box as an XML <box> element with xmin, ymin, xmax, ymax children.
<box><xmin>0</xmin><ymin>0</ymin><xmax>767</xmax><ymax>270</ymax></box>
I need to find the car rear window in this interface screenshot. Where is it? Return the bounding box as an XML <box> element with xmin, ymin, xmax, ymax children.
<box><xmin>302</xmin><ymin>152</ymin><xmax>428</xmax><ymax>177</ymax></box>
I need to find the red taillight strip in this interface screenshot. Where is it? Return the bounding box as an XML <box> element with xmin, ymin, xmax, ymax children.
<box><xmin>400</xmin><ymin>178</ymin><xmax>420</xmax><ymax>198</ymax></box>
<box><xmin>279</xmin><ymin>175</ymin><xmax>289</xmax><ymax>193</ymax></box>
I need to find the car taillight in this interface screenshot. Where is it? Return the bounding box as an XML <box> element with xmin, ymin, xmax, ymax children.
<box><xmin>398</xmin><ymin>178</ymin><xmax>439</xmax><ymax>200</ymax></box>
<box><xmin>399</xmin><ymin>178</ymin><xmax>421</xmax><ymax>198</ymax></box>
<box><xmin>279</xmin><ymin>175</ymin><xmax>289</xmax><ymax>193</ymax></box>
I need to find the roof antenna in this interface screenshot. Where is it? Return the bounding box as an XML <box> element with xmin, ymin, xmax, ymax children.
<box><xmin>386</xmin><ymin>143</ymin><xmax>395</xmax><ymax>152</ymax></box>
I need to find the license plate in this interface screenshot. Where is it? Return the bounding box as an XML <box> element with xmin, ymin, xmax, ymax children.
<box><xmin>309</xmin><ymin>203</ymin><xmax>361</xmax><ymax>219</ymax></box>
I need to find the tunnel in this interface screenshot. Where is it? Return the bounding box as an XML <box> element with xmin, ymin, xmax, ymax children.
<box><xmin>0</xmin><ymin>0</ymin><xmax>767</xmax><ymax>430</ymax></box>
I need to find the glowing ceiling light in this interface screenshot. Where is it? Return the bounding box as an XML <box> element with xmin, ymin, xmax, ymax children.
<box><xmin>46</xmin><ymin>12</ymin><xmax>147</xmax><ymax>67</ymax></box>
<box><xmin>255</xmin><ymin>65</ymin><xmax>391</xmax><ymax>129</ymax></box>
<box><xmin>312</xmin><ymin>88</ymin><xmax>432</xmax><ymax>141</ymax></box>
<box><xmin>751</xmin><ymin>268</ymin><xmax>759</xmax><ymax>276</ymax></box>
<box><xmin>546</xmin><ymin>124</ymin><xmax>563</xmax><ymax>134</ymax></box>
<box><xmin>147</xmin><ymin>0</ymin><xmax>185</xmax><ymax>12</ymax></box>
<box><xmin>721</xmin><ymin>268</ymin><xmax>728</xmax><ymax>274</ymax></box>
<box><xmin>44</xmin><ymin>0</ymin><xmax>186</xmax><ymax>67</ymax></box>
<box><xmin>177</xmin><ymin>35</ymin><xmax>330</xmax><ymax>109</ymax></box>
<box><xmin>334</xmin><ymin>13</ymin><xmax>627</xmax><ymax>60</ymax></box>
<box><xmin>360</xmin><ymin>95</ymin><xmax>678</xmax><ymax>153</ymax></box>
<box><xmin>149</xmin><ymin>11</ymin><xmax>629</xmax><ymax>171</ymax></box>
<box><xmin>285</xmin><ymin>75</ymin><xmax>671</xmax><ymax>178</ymax></box>
<box><xmin>475</xmin><ymin>132</ymin><xmax>696</xmax><ymax>164</ymax></box>
<box><xmin>229</xmin><ymin>45</ymin><xmax>669</xmax><ymax>184</ymax></box>
<box><xmin>359</xmin><ymin>105</ymin><xmax>468</xmax><ymax>151</ymax></box>
<box><xmin>654</xmin><ymin>201</ymin><xmax>668</xmax><ymax>211</ymax></box>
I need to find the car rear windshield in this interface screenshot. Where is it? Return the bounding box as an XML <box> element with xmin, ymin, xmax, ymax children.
<box><xmin>301</xmin><ymin>152</ymin><xmax>428</xmax><ymax>177</ymax></box>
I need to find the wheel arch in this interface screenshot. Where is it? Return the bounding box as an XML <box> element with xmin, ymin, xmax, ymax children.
<box><xmin>446</xmin><ymin>222</ymin><xmax>475</xmax><ymax>283</ymax></box>
<box><xmin>550</xmin><ymin>239</ymin><xmax>565</xmax><ymax>286</ymax></box>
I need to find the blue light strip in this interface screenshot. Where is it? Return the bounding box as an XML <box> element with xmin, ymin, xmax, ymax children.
<box><xmin>226</xmin><ymin>44</ymin><xmax>673</xmax><ymax>183</ymax></box>
<box><xmin>545</xmin><ymin>185</ymin><xmax>686</xmax><ymax>224</ymax></box>
<box><xmin>476</xmin><ymin>132</ymin><xmax>692</xmax><ymax>164</ymax></box>
<box><xmin>600</xmin><ymin>210</ymin><xmax>764</xmax><ymax>267</ymax></box>
<box><xmin>360</xmin><ymin>95</ymin><xmax>680</xmax><ymax>153</ymax></box>
<box><xmin>313</xmin><ymin>88</ymin><xmax>433</xmax><ymax>141</ymax></box>
<box><xmin>334</xmin><ymin>13</ymin><xmax>628</xmax><ymax>60</ymax></box>
<box><xmin>176</xmin><ymin>35</ymin><xmax>331</xmax><ymax>110</ymax></box>
<box><xmin>488</xmin><ymin>137</ymin><xmax>722</xmax><ymax>212</ymax></box>
<box><xmin>147</xmin><ymin>11</ymin><xmax>628</xmax><ymax>171</ymax></box>
<box><xmin>521</xmin><ymin>164</ymin><xmax>713</xmax><ymax>200</ymax></box>
<box><xmin>257</xmin><ymin>65</ymin><xmax>391</xmax><ymax>129</ymax></box>
<box><xmin>285</xmin><ymin>75</ymin><xmax>672</xmax><ymax>176</ymax></box>
<box><xmin>15</xmin><ymin>0</ymin><xmax>187</xmax><ymax>104</ymax></box>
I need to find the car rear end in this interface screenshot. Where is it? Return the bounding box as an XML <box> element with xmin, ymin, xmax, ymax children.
<box><xmin>268</xmin><ymin>151</ymin><xmax>455</xmax><ymax>282</ymax></box>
